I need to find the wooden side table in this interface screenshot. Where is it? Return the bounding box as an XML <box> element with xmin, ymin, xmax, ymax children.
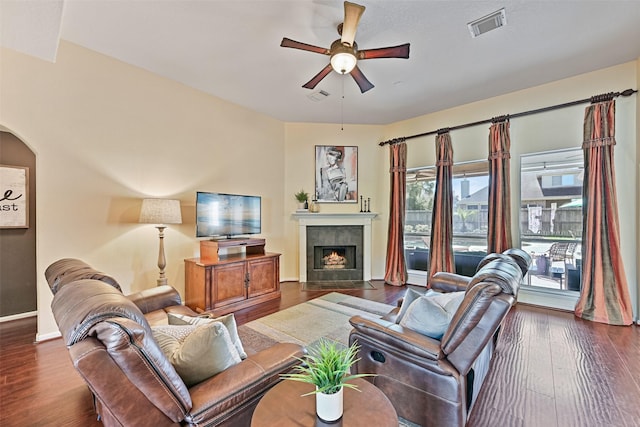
<box><xmin>251</xmin><ymin>378</ymin><xmax>398</xmax><ymax>427</ymax></box>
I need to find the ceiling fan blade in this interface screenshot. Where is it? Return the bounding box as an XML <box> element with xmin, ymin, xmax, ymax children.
<box><xmin>358</xmin><ymin>43</ymin><xmax>410</xmax><ymax>60</ymax></box>
<box><xmin>341</xmin><ymin>1</ymin><xmax>365</xmax><ymax>47</ymax></box>
<box><xmin>350</xmin><ymin>65</ymin><xmax>374</xmax><ymax>93</ymax></box>
<box><xmin>280</xmin><ymin>38</ymin><xmax>330</xmax><ymax>55</ymax></box>
<box><xmin>302</xmin><ymin>64</ymin><xmax>334</xmax><ymax>89</ymax></box>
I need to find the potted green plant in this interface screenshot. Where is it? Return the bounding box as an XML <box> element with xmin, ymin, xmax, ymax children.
<box><xmin>294</xmin><ymin>189</ymin><xmax>309</xmax><ymax>210</ymax></box>
<box><xmin>280</xmin><ymin>339</ymin><xmax>373</xmax><ymax>422</ymax></box>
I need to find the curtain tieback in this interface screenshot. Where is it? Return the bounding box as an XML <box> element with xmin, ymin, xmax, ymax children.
<box><xmin>488</xmin><ymin>151</ymin><xmax>511</xmax><ymax>160</ymax></box>
<box><xmin>435</xmin><ymin>160</ymin><xmax>453</xmax><ymax>166</ymax></box>
<box><xmin>583</xmin><ymin>137</ymin><xmax>616</xmax><ymax>148</ymax></box>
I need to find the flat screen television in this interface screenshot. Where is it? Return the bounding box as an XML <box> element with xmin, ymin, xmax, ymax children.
<box><xmin>196</xmin><ymin>191</ymin><xmax>261</xmax><ymax>238</ymax></box>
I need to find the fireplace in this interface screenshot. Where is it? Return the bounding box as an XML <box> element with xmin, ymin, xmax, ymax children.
<box><xmin>292</xmin><ymin>212</ymin><xmax>377</xmax><ymax>282</ymax></box>
<box><xmin>306</xmin><ymin>225</ymin><xmax>362</xmax><ymax>281</ymax></box>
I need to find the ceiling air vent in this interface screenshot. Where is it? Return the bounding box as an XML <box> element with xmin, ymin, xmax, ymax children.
<box><xmin>467</xmin><ymin>8</ymin><xmax>506</xmax><ymax>38</ymax></box>
<box><xmin>307</xmin><ymin>90</ymin><xmax>330</xmax><ymax>102</ymax></box>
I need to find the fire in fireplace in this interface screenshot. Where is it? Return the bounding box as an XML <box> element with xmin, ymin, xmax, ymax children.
<box><xmin>306</xmin><ymin>225</ymin><xmax>363</xmax><ymax>281</ymax></box>
<box><xmin>322</xmin><ymin>249</ymin><xmax>347</xmax><ymax>269</ymax></box>
<box><xmin>313</xmin><ymin>245</ymin><xmax>356</xmax><ymax>272</ymax></box>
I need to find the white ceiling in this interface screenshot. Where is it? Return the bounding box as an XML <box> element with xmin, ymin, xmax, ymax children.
<box><xmin>3</xmin><ymin>0</ymin><xmax>640</xmax><ymax>125</ymax></box>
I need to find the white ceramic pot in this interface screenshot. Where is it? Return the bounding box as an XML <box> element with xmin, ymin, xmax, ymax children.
<box><xmin>315</xmin><ymin>387</ymin><xmax>343</xmax><ymax>422</ymax></box>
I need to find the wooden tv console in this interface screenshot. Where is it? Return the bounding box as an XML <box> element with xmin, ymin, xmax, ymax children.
<box><xmin>184</xmin><ymin>238</ymin><xmax>281</xmax><ymax>316</ymax></box>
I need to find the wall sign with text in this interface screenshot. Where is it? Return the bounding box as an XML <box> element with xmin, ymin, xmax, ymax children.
<box><xmin>0</xmin><ymin>165</ymin><xmax>29</xmax><ymax>228</ymax></box>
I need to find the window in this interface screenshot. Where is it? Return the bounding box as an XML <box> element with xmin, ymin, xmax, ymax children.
<box><xmin>520</xmin><ymin>148</ymin><xmax>583</xmax><ymax>292</ymax></box>
<box><xmin>405</xmin><ymin>161</ymin><xmax>489</xmax><ymax>275</ymax></box>
<box><xmin>545</xmin><ymin>173</ymin><xmax>577</xmax><ymax>188</ymax></box>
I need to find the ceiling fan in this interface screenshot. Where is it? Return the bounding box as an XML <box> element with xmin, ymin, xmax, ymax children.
<box><xmin>280</xmin><ymin>1</ymin><xmax>410</xmax><ymax>93</ymax></box>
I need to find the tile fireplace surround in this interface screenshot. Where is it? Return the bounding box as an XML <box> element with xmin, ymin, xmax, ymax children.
<box><xmin>292</xmin><ymin>212</ymin><xmax>377</xmax><ymax>282</ymax></box>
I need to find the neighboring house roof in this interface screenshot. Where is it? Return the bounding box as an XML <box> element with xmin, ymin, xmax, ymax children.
<box><xmin>521</xmin><ymin>171</ymin><xmax>545</xmax><ymax>200</ymax></box>
<box><xmin>458</xmin><ymin>186</ymin><xmax>488</xmax><ymax>205</ymax></box>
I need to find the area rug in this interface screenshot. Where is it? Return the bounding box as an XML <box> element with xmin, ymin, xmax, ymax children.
<box><xmin>301</xmin><ymin>280</ymin><xmax>375</xmax><ymax>291</ymax></box>
<box><xmin>237</xmin><ymin>292</ymin><xmax>392</xmax><ymax>353</ymax></box>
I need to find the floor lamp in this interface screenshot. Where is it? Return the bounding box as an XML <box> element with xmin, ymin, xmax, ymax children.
<box><xmin>139</xmin><ymin>198</ymin><xmax>182</xmax><ymax>286</ymax></box>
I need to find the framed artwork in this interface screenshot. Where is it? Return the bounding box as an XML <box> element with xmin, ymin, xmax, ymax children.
<box><xmin>0</xmin><ymin>165</ymin><xmax>29</xmax><ymax>228</ymax></box>
<box><xmin>315</xmin><ymin>145</ymin><xmax>358</xmax><ymax>203</ymax></box>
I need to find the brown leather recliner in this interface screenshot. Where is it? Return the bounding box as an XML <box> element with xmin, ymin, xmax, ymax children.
<box><xmin>45</xmin><ymin>258</ymin><xmax>304</xmax><ymax>426</ymax></box>
<box><xmin>424</xmin><ymin>248</ymin><xmax>532</xmax><ymax>294</ymax></box>
<box><xmin>349</xmin><ymin>252</ymin><xmax>530</xmax><ymax>427</ymax></box>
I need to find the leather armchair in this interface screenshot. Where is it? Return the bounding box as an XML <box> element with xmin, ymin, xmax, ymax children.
<box><xmin>349</xmin><ymin>253</ymin><xmax>530</xmax><ymax>427</ymax></box>
<box><xmin>45</xmin><ymin>259</ymin><xmax>304</xmax><ymax>426</ymax></box>
<box><xmin>427</xmin><ymin>248</ymin><xmax>532</xmax><ymax>294</ymax></box>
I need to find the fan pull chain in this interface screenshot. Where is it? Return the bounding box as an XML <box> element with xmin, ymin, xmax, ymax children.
<box><xmin>341</xmin><ymin>75</ymin><xmax>345</xmax><ymax>131</ymax></box>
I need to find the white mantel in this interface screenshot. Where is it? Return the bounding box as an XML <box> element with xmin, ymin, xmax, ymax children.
<box><xmin>292</xmin><ymin>212</ymin><xmax>377</xmax><ymax>282</ymax></box>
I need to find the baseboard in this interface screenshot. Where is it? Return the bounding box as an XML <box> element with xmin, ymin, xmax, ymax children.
<box><xmin>36</xmin><ymin>330</ymin><xmax>62</xmax><ymax>342</ymax></box>
<box><xmin>517</xmin><ymin>286</ymin><xmax>579</xmax><ymax>312</ymax></box>
<box><xmin>0</xmin><ymin>310</ymin><xmax>37</xmax><ymax>323</ymax></box>
<box><xmin>406</xmin><ymin>270</ymin><xmax>427</xmax><ymax>287</ymax></box>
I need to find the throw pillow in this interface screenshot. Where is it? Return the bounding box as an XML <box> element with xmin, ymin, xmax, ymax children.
<box><xmin>152</xmin><ymin>322</ymin><xmax>242</xmax><ymax>387</ymax></box>
<box><xmin>399</xmin><ymin>297</ymin><xmax>450</xmax><ymax>340</ymax></box>
<box><xmin>396</xmin><ymin>288</ymin><xmax>430</xmax><ymax>324</ymax></box>
<box><xmin>429</xmin><ymin>291</ymin><xmax>465</xmax><ymax>314</ymax></box>
<box><xmin>168</xmin><ymin>313</ymin><xmax>247</xmax><ymax>359</ymax></box>
<box><xmin>398</xmin><ymin>291</ymin><xmax>465</xmax><ymax>340</ymax></box>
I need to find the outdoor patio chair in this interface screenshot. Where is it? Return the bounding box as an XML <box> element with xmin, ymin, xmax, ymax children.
<box><xmin>547</xmin><ymin>242</ymin><xmax>578</xmax><ymax>288</ymax></box>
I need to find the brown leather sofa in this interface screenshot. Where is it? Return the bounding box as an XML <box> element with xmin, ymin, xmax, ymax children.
<box><xmin>45</xmin><ymin>258</ymin><xmax>304</xmax><ymax>426</ymax></box>
<box><xmin>348</xmin><ymin>249</ymin><xmax>531</xmax><ymax>427</ymax></box>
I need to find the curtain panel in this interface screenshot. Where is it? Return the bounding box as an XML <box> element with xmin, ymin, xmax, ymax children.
<box><xmin>428</xmin><ymin>132</ymin><xmax>455</xmax><ymax>285</ymax></box>
<box><xmin>575</xmin><ymin>100</ymin><xmax>633</xmax><ymax>325</ymax></box>
<box><xmin>384</xmin><ymin>142</ymin><xmax>407</xmax><ymax>286</ymax></box>
<box><xmin>487</xmin><ymin>120</ymin><xmax>513</xmax><ymax>254</ymax></box>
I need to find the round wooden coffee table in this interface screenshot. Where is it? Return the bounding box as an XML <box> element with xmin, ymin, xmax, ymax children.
<box><xmin>251</xmin><ymin>378</ymin><xmax>398</xmax><ymax>426</ymax></box>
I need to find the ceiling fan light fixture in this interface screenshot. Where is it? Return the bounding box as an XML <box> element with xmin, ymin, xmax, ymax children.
<box><xmin>330</xmin><ymin>41</ymin><xmax>357</xmax><ymax>74</ymax></box>
<box><xmin>331</xmin><ymin>52</ymin><xmax>357</xmax><ymax>74</ymax></box>
<box><xmin>280</xmin><ymin>1</ymin><xmax>408</xmax><ymax>92</ymax></box>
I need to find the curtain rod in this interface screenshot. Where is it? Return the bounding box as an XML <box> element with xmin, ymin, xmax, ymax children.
<box><xmin>378</xmin><ymin>88</ymin><xmax>638</xmax><ymax>147</ymax></box>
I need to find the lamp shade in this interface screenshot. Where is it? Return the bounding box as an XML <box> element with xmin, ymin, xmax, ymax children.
<box><xmin>139</xmin><ymin>199</ymin><xmax>182</xmax><ymax>225</ymax></box>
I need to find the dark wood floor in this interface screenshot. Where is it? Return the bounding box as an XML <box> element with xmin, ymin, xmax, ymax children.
<box><xmin>1</xmin><ymin>281</ymin><xmax>639</xmax><ymax>427</ymax></box>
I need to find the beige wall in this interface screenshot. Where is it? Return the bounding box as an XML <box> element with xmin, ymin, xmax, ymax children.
<box><xmin>1</xmin><ymin>42</ymin><xmax>286</xmax><ymax>339</ymax></box>
<box><xmin>1</xmin><ymin>41</ymin><xmax>637</xmax><ymax>338</ymax></box>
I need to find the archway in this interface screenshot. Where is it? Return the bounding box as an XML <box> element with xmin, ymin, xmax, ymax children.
<box><xmin>0</xmin><ymin>130</ymin><xmax>37</xmax><ymax>320</ymax></box>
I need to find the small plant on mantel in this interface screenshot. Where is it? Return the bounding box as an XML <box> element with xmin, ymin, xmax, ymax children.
<box><xmin>294</xmin><ymin>189</ymin><xmax>309</xmax><ymax>203</ymax></box>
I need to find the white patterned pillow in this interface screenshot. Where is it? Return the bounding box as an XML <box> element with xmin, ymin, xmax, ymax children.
<box><xmin>168</xmin><ymin>313</ymin><xmax>247</xmax><ymax>359</ymax></box>
<box><xmin>152</xmin><ymin>323</ymin><xmax>241</xmax><ymax>387</ymax></box>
